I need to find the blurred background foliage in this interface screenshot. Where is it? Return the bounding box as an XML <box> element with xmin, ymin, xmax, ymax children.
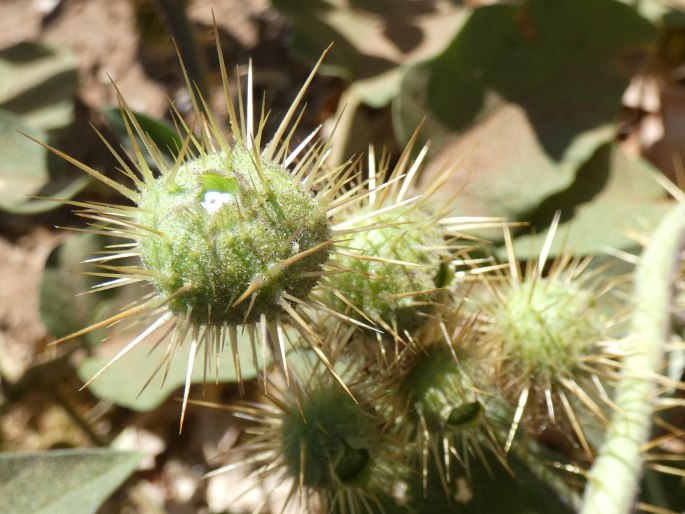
<box><xmin>1</xmin><ymin>0</ymin><xmax>685</xmax><ymax>512</ymax></box>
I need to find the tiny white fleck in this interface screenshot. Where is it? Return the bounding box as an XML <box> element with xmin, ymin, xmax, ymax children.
<box><xmin>201</xmin><ymin>191</ymin><xmax>233</xmax><ymax>214</ymax></box>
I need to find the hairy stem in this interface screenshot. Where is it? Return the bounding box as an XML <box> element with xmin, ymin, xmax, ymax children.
<box><xmin>581</xmin><ymin>202</ymin><xmax>685</xmax><ymax>514</ymax></box>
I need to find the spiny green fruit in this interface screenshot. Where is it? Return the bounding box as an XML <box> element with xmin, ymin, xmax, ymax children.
<box><xmin>493</xmin><ymin>277</ymin><xmax>601</xmax><ymax>382</ymax></box>
<box><xmin>212</xmin><ymin>360</ymin><xmax>401</xmax><ymax>514</ymax></box>
<box><xmin>138</xmin><ymin>146</ymin><xmax>330</xmax><ymax>325</ymax></box>
<box><xmin>392</xmin><ymin>320</ymin><xmax>506</xmax><ymax>486</ymax></box>
<box><xmin>323</xmin><ymin>137</ymin><xmax>493</xmax><ymax>339</ymax></box>
<box><xmin>400</xmin><ymin>344</ymin><xmax>484</xmax><ymax>433</ymax></box>
<box><xmin>281</xmin><ymin>385</ymin><xmax>382</xmax><ymax>488</ymax></box>
<box><xmin>479</xmin><ymin>218</ymin><xmax>617</xmax><ymax>455</ymax></box>
<box><xmin>330</xmin><ymin>204</ymin><xmax>447</xmax><ymax>332</ymax></box>
<box><xmin>490</xmin><ymin>275</ymin><xmax>606</xmax><ymax>455</ymax></box>
<box><xmin>40</xmin><ymin>46</ymin><xmax>366</xmax><ymax>430</ymax></box>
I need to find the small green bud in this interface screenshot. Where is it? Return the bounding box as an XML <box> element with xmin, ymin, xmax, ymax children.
<box><xmin>393</xmin><ymin>339</ymin><xmax>506</xmax><ymax>485</ymax></box>
<box><xmin>477</xmin><ymin>233</ymin><xmax>614</xmax><ymax>454</ymax></box>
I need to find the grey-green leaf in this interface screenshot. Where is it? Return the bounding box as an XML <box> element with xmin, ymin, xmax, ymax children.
<box><xmin>0</xmin><ymin>108</ymin><xmax>87</xmax><ymax>214</ymax></box>
<box><xmin>0</xmin><ymin>449</ymin><xmax>141</xmax><ymax>514</ymax></box>
<box><xmin>508</xmin><ymin>143</ymin><xmax>671</xmax><ymax>258</ymax></box>
<box><xmin>272</xmin><ymin>0</ymin><xmax>467</xmax><ymax>107</ymax></box>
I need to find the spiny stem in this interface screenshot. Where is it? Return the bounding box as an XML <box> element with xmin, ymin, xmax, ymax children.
<box><xmin>581</xmin><ymin>202</ymin><xmax>685</xmax><ymax>514</ymax></box>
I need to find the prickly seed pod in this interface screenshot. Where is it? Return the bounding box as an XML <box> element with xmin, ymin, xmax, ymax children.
<box><xmin>208</xmin><ymin>361</ymin><xmax>401</xmax><ymax>514</ymax></box>
<box><xmin>330</xmin><ymin>204</ymin><xmax>446</xmax><ymax>332</ymax></box>
<box><xmin>479</xmin><ymin>214</ymin><xmax>621</xmax><ymax>456</ymax></box>
<box><xmin>401</xmin><ymin>345</ymin><xmax>484</xmax><ymax>433</ymax></box>
<box><xmin>497</xmin><ymin>278</ymin><xmax>600</xmax><ymax>382</ymax></box>
<box><xmin>37</xmin><ymin>39</ymin><xmax>390</xmax><ymax>429</ymax></box>
<box><xmin>392</xmin><ymin>313</ymin><xmax>507</xmax><ymax>489</ymax></box>
<box><xmin>324</xmin><ymin>135</ymin><xmax>499</xmax><ymax>340</ymax></box>
<box><xmin>281</xmin><ymin>386</ymin><xmax>381</xmax><ymax>489</ymax></box>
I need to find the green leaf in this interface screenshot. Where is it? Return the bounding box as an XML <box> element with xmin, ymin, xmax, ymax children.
<box><xmin>408</xmin><ymin>450</ymin><xmax>576</xmax><ymax>513</ymax></box>
<box><xmin>39</xmin><ymin>233</ymin><xmax>118</xmax><ymax>347</ymax></box>
<box><xmin>273</xmin><ymin>0</ymin><xmax>467</xmax><ymax>107</ymax></box>
<box><xmin>0</xmin><ymin>449</ymin><xmax>141</xmax><ymax>514</ymax></box>
<box><xmin>0</xmin><ymin>42</ymin><xmax>82</xmax><ymax>214</ymax></box>
<box><xmin>508</xmin><ymin>143</ymin><xmax>671</xmax><ymax>258</ymax></box>
<box><xmin>0</xmin><ymin>108</ymin><xmax>88</xmax><ymax>214</ymax></box>
<box><xmin>101</xmin><ymin>106</ymin><xmax>182</xmax><ymax>161</ymax></box>
<box><xmin>0</xmin><ymin>109</ymin><xmax>51</xmax><ymax>213</ymax></box>
<box><xmin>77</xmin><ymin>329</ymin><xmax>271</xmax><ymax>411</ymax></box>
<box><xmin>0</xmin><ymin>42</ymin><xmax>78</xmax><ymax>133</ymax></box>
<box><xmin>397</xmin><ymin>0</ymin><xmax>655</xmax><ymax>223</ymax></box>
<box><xmin>9</xmin><ymin>174</ymin><xmax>90</xmax><ymax>215</ymax></box>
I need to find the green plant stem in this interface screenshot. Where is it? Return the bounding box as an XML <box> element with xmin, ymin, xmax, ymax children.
<box><xmin>581</xmin><ymin>202</ymin><xmax>685</xmax><ymax>514</ymax></box>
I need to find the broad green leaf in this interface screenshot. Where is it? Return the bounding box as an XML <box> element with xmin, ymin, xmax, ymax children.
<box><xmin>407</xmin><ymin>451</ymin><xmax>575</xmax><ymax>513</ymax></box>
<box><xmin>39</xmin><ymin>233</ymin><xmax>118</xmax><ymax>347</ymax></box>
<box><xmin>508</xmin><ymin>143</ymin><xmax>671</xmax><ymax>257</ymax></box>
<box><xmin>397</xmin><ymin>0</ymin><xmax>655</xmax><ymax>223</ymax></box>
<box><xmin>0</xmin><ymin>42</ymin><xmax>84</xmax><ymax>214</ymax></box>
<box><xmin>0</xmin><ymin>42</ymin><xmax>78</xmax><ymax>133</ymax></box>
<box><xmin>0</xmin><ymin>449</ymin><xmax>141</xmax><ymax>514</ymax></box>
<box><xmin>272</xmin><ymin>0</ymin><xmax>467</xmax><ymax>107</ymax></box>
<box><xmin>77</xmin><ymin>329</ymin><xmax>272</xmax><ymax>411</ymax></box>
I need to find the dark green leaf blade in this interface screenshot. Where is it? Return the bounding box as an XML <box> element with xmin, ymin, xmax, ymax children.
<box><xmin>398</xmin><ymin>0</ymin><xmax>656</xmax><ymax>223</ymax></box>
<box><xmin>101</xmin><ymin>106</ymin><xmax>182</xmax><ymax>161</ymax></box>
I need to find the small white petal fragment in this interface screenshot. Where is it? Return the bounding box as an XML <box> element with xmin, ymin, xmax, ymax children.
<box><xmin>201</xmin><ymin>191</ymin><xmax>234</xmax><ymax>215</ymax></box>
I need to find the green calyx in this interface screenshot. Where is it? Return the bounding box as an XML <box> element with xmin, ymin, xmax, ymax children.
<box><xmin>280</xmin><ymin>386</ymin><xmax>381</xmax><ymax>488</ymax></box>
<box><xmin>330</xmin><ymin>205</ymin><xmax>448</xmax><ymax>330</ymax></box>
<box><xmin>494</xmin><ymin>278</ymin><xmax>601</xmax><ymax>381</ymax></box>
<box><xmin>136</xmin><ymin>146</ymin><xmax>331</xmax><ymax>325</ymax></box>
